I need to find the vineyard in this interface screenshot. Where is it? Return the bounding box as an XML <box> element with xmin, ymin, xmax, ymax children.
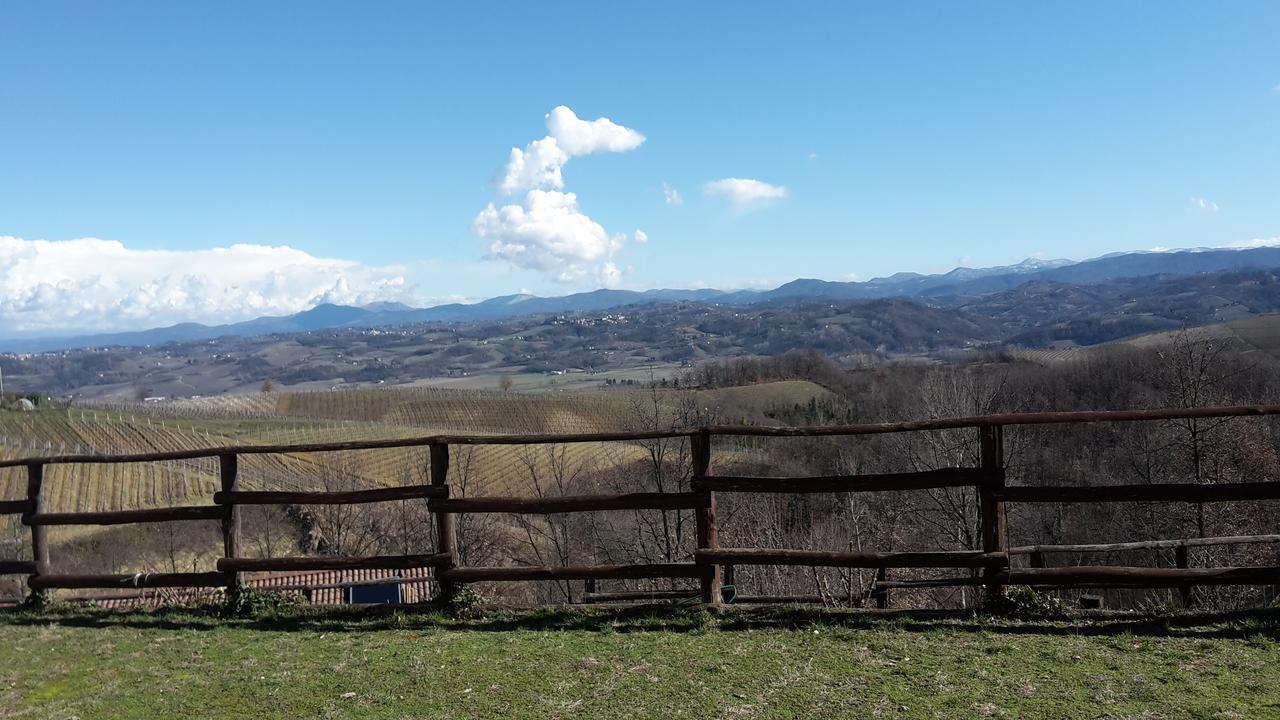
<box><xmin>0</xmin><ymin>382</ymin><xmax>791</xmax><ymax>515</ymax></box>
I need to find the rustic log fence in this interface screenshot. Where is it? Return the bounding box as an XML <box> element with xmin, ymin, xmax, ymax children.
<box><xmin>3</xmin><ymin>405</ymin><xmax>1280</xmax><ymax>608</ymax></box>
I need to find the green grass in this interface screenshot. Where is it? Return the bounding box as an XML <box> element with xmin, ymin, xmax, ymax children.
<box><xmin>1</xmin><ymin>606</ymin><xmax>1278</xmax><ymax>719</ymax></box>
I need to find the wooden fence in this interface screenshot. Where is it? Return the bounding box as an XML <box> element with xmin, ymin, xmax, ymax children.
<box><xmin>3</xmin><ymin>405</ymin><xmax>1280</xmax><ymax>607</ymax></box>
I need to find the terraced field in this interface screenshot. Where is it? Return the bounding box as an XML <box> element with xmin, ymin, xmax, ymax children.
<box><xmin>1</xmin><ymin>380</ymin><xmax>835</xmax><ymax>520</ymax></box>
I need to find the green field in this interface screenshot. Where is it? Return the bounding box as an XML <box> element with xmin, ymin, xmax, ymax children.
<box><xmin>1</xmin><ymin>606</ymin><xmax>1277</xmax><ymax>719</ymax></box>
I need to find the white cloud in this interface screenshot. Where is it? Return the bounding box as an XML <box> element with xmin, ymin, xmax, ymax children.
<box><xmin>498</xmin><ymin>137</ymin><xmax>569</xmax><ymax>196</ymax></box>
<box><xmin>471</xmin><ymin>190</ymin><xmax>636</xmax><ymax>287</ymax></box>
<box><xmin>544</xmin><ymin>106</ymin><xmax>645</xmax><ymax>156</ymax></box>
<box><xmin>1191</xmin><ymin>196</ymin><xmax>1219</xmax><ymax>213</ymax></box>
<box><xmin>1226</xmin><ymin>236</ymin><xmax>1280</xmax><ymax>249</ymax></box>
<box><xmin>475</xmin><ymin>106</ymin><xmax>644</xmax><ymax>288</ymax></box>
<box><xmin>662</xmin><ymin>183</ymin><xmax>683</xmax><ymax>206</ymax></box>
<box><xmin>0</xmin><ymin>236</ymin><xmax>411</xmax><ymax>335</ymax></box>
<box><xmin>807</xmin><ymin>152</ymin><xmax>818</xmax><ymax>161</ymax></box>
<box><xmin>634</xmin><ymin>229</ymin><xmax>648</xmax><ymax>244</ymax></box>
<box><xmin>704</xmin><ymin>178</ymin><xmax>787</xmax><ymax>210</ymax></box>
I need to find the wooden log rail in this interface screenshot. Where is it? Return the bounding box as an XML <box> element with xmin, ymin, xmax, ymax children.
<box><xmin>0</xmin><ymin>499</ymin><xmax>32</xmax><ymax>515</ymax></box>
<box><xmin>430</xmin><ymin>492</ymin><xmax>708</xmax><ymax>514</ymax></box>
<box><xmin>1008</xmin><ymin>534</ymin><xmax>1280</xmax><ymax>555</ymax></box>
<box><xmin>438</xmin><ymin>563</ymin><xmax>703</xmax><ymax>583</ymax></box>
<box><xmin>214</xmin><ymin>485</ymin><xmax>446</xmax><ymax>506</ymax></box>
<box><xmin>1008</xmin><ymin>566</ymin><xmax>1280</xmax><ymax>588</ymax></box>
<box><xmin>218</xmin><ymin>553</ymin><xmax>452</xmax><ymax>573</ymax></box>
<box><xmin>691</xmin><ymin>468</ymin><xmax>982</xmax><ymax>494</ymax></box>
<box><xmin>26</xmin><ymin>506</ymin><xmax>224</xmax><ymax>526</ymax></box>
<box><xmin>696</xmin><ymin>549</ymin><xmax>1009</xmax><ymax>568</ymax></box>
<box><xmin>29</xmin><ymin>572</ymin><xmax>228</xmax><ymax>591</ymax></box>
<box><xmin>2</xmin><ymin>403</ymin><xmax>1279</xmax><ymax>608</ymax></box>
<box><xmin>998</xmin><ymin>482</ymin><xmax>1280</xmax><ymax>504</ymax></box>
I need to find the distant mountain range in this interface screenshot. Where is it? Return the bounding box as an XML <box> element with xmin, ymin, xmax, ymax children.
<box><xmin>5</xmin><ymin>246</ymin><xmax>1280</xmax><ymax>353</ymax></box>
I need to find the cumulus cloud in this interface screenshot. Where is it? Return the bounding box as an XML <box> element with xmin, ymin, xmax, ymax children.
<box><xmin>472</xmin><ymin>190</ymin><xmax>630</xmax><ymax>285</ymax></box>
<box><xmin>544</xmin><ymin>106</ymin><xmax>645</xmax><ymax>156</ymax></box>
<box><xmin>634</xmin><ymin>229</ymin><xmax>648</xmax><ymax>243</ymax></box>
<box><xmin>474</xmin><ymin>106</ymin><xmax>645</xmax><ymax>288</ymax></box>
<box><xmin>704</xmin><ymin>178</ymin><xmax>787</xmax><ymax>210</ymax></box>
<box><xmin>663</xmin><ymin>183</ymin><xmax>683</xmax><ymax>206</ymax></box>
<box><xmin>0</xmin><ymin>236</ymin><xmax>411</xmax><ymax>335</ymax></box>
<box><xmin>1191</xmin><ymin>196</ymin><xmax>1219</xmax><ymax>213</ymax></box>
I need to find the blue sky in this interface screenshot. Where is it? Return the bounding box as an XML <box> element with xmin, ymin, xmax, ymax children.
<box><xmin>1</xmin><ymin>2</ymin><xmax>1278</xmax><ymax>333</ymax></box>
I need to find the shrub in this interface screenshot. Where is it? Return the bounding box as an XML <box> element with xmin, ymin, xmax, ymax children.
<box><xmin>986</xmin><ymin>586</ymin><xmax>1068</xmax><ymax>621</ymax></box>
<box><xmin>222</xmin><ymin>587</ymin><xmax>304</xmax><ymax>617</ymax></box>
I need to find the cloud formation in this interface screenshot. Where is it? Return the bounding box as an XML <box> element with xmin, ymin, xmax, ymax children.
<box><xmin>1191</xmin><ymin>196</ymin><xmax>1219</xmax><ymax>213</ymax></box>
<box><xmin>663</xmin><ymin>183</ymin><xmax>683</xmax><ymax>206</ymax></box>
<box><xmin>0</xmin><ymin>236</ymin><xmax>410</xmax><ymax>335</ymax></box>
<box><xmin>474</xmin><ymin>106</ymin><xmax>644</xmax><ymax>288</ymax></box>
<box><xmin>704</xmin><ymin>177</ymin><xmax>787</xmax><ymax>210</ymax></box>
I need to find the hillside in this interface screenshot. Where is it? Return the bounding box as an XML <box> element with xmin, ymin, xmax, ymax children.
<box><xmin>0</xmin><ymin>299</ymin><xmax>1001</xmax><ymax>400</ymax></box>
<box><xmin>9</xmin><ymin>246</ymin><xmax>1280</xmax><ymax>354</ymax></box>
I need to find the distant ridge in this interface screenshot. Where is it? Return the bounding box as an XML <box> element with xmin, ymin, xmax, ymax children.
<box><xmin>4</xmin><ymin>246</ymin><xmax>1280</xmax><ymax>353</ymax></box>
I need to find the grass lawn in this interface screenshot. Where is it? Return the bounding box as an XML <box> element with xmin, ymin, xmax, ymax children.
<box><xmin>1</xmin><ymin>605</ymin><xmax>1277</xmax><ymax>719</ymax></box>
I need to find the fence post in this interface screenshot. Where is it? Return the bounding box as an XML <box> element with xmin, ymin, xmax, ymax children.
<box><xmin>873</xmin><ymin>567</ymin><xmax>889</xmax><ymax>609</ymax></box>
<box><xmin>692</xmin><ymin>429</ymin><xmax>721</xmax><ymax>605</ymax></box>
<box><xmin>430</xmin><ymin>442</ymin><xmax>456</xmax><ymax>602</ymax></box>
<box><xmin>219</xmin><ymin>453</ymin><xmax>242</xmax><ymax>600</ymax></box>
<box><xmin>25</xmin><ymin>462</ymin><xmax>50</xmax><ymax>603</ymax></box>
<box><xmin>1175</xmin><ymin>543</ymin><xmax>1193</xmax><ymax>608</ymax></box>
<box><xmin>978</xmin><ymin>424</ymin><xmax>1007</xmax><ymax>604</ymax></box>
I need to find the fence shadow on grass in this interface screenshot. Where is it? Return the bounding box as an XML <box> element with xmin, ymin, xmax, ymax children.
<box><xmin>3</xmin><ymin>603</ymin><xmax>1278</xmax><ymax>641</ymax></box>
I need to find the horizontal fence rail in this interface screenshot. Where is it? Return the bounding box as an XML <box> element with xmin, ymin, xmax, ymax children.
<box><xmin>2</xmin><ymin>403</ymin><xmax>1280</xmax><ymax>610</ymax></box>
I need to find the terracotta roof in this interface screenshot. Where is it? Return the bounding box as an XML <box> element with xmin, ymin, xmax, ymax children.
<box><xmin>50</xmin><ymin>566</ymin><xmax>436</xmax><ymax>609</ymax></box>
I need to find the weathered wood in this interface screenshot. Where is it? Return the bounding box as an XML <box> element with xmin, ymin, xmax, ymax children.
<box><xmin>0</xmin><ymin>560</ymin><xmax>36</xmax><ymax>575</ymax></box>
<box><xmin>26</xmin><ymin>464</ymin><xmax>49</xmax><ymax>579</ymax></box>
<box><xmin>218</xmin><ymin>553</ymin><xmax>452</xmax><ymax>573</ymax></box>
<box><xmin>696</xmin><ymin>548</ymin><xmax>1009</xmax><ymax>568</ymax></box>
<box><xmin>430</xmin><ymin>443</ymin><xmax>456</xmax><ymax>600</ymax></box>
<box><xmin>874</xmin><ymin>576</ymin><xmax>1001</xmax><ymax>589</ymax></box>
<box><xmin>692</xmin><ymin>429</ymin><xmax>722</xmax><ymax>605</ymax></box>
<box><xmin>219</xmin><ymin>453</ymin><xmax>242</xmax><ymax>592</ymax></box>
<box><xmin>29</xmin><ymin>571</ymin><xmax>228</xmax><ymax>590</ymax></box>
<box><xmin>979</xmin><ymin>425</ymin><xmax>1008</xmax><ymax>603</ymax></box>
<box><xmin>733</xmin><ymin>594</ymin><xmax>827</xmax><ymax>605</ymax></box>
<box><xmin>1175</xmin><ymin>544</ymin><xmax>1193</xmax><ymax>607</ymax></box>
<box><xmin>998</xmin><ymin>482</ymin><xmax>1280</xmax><ymax>504</ymax></box>
<box><xmin>872</xmin><ymin>567</ymin><xmax>889</xmax><ymax>609</ymax></box>
<box><xmin>580</xmin><ymin>590</ymin><xmax>697</xmax><ymax>603</ymax></box>
<box><xmin>0</xmin><ymin>430</ymin><xmax>699</xmax><ymax>468</ymax></box>
<box><xmin>692</xmin><ymin>468</ymin><xmax>983</xmax><ymax>494</ymax></box>
<box><xmin>25</xmin><ymin>505</ymin><xmax>224</xmax><ymax>526</ymax></box>
<box><xmin>1009</xmin><ymin>534</ymin><xmax>1280</xmax><ymax>554</ymax></box>
<box><xmin>0</xmin><ymin>499</ymin><xmax>32</xmax><ymax>515</ymax></box>
<box><xmin>1008</xmin><ymin>566</ymin><xmax>1280</xmax><ymax>587</ymax></box>
<box><xmin>215</xmin><ymin>485</ymin><xmax>447</xmax><ymax>506</ymax></box>
<box><xmin>439</xmin><ymin>563</ymin><xmax>703</xmax><ymax>582</ymax></box>
<box><xmin>431</xmin><ymin>492</ymin><xmax>709</xmax><ymax>514</ymax></box>
<box><xmin>706</xmin><ymin>405</ymin><xmax>1280</xmax><ymax>438</ymax></box>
